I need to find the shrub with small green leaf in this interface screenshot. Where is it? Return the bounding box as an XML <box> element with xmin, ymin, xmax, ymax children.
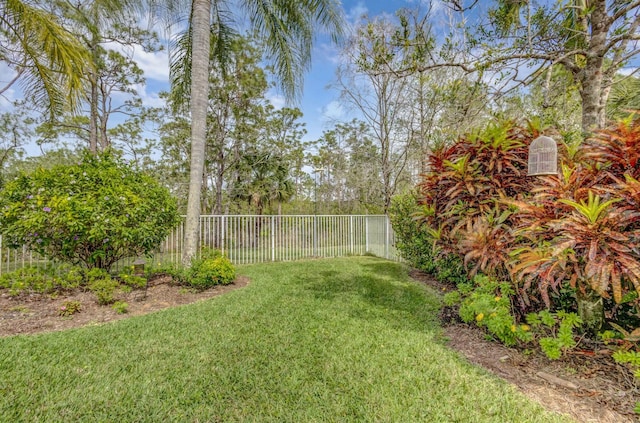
<box><xmin>0</xmin><ymin>267</ymin><xmax>57</xmax><ymax>296</ymax></box>
<box><xmin>58</xmin><ymin>300</ymin><xmax>82</xmax><ymax>316</ymax></box>
<box><xmin>87</xmin><ymin>270</ymin><xmax>119</xmax><ymax>305</ymax></box>
<box><xmin>118</xmin><ymin>271</ymin><xmax>147</xmax><ymax>289</ymax></box>
<box><xmin>434</xmin><ymin>254</ymin><xmax>469</xmax><ymax>287</ymax></box>
<box><xmin>0</xmin><ymin>150</ymin><xmax>180</xmax><ymax>271</ymax></box>
<box><xmin>458</xmin><ymin>274</ymin><xmax>533</xmax><ymax>346</ymax></box>
<box><xmin>612</xmin><ymin>349</ymin><xmax>640</xmax><ymax>414</ymax></box>
<box><xmin>185</xmin><ymin>249</ymin><xmax>236</xmax><ymax>289</ymax></box>
<box><xmin>0</xmin><ymin>263</ymin><xmax>87</xmax><ymax>296</ymax></box>
<box><xmin>526</xmin><ymin>310</ymin><xmax>582</xmax><ymax>359</ymax></box>
<box><xmin>389</xmin><ymin>191</ymin><xmax>437</xmax><ymax>273</ymax></box>
<box><xmin>443</xmin><ymin>290</ymin><xmax>461</xmax><ymax>307</ymax></box>
<box><xmin>112</xmin><ymin>301</ymin><xmax>129</xmax><ymax>314</ymax></box>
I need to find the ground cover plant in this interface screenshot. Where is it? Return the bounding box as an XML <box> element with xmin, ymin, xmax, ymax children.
<box><xmin>0</xmin><ymin>258</ymin><xmax>571</xmax><ymax>422</ymax></box>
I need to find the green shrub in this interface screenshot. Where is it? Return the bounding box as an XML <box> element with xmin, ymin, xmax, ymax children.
<box><xmin>0</xmin><ymin>150</ymin><xmax>180</xmax><ymax>271</ymax></box>
<box><xmin>118</xmin><ymin>272</ymin><xmax>147</xmax><ymax>289</ymax></box>
<box><xmin>58</xmin><ymin>265</ymin><xmax>84</xmax><ymax>289</ymax></box>
<box><xmin>186</xmin><ymin>250</ymin><xmax>236</xmax><ymax>289</ymax></box>
<box><xmin>389</xmin><ymin>191</ymin><xmax>437</xmax><ymax>273</ymax></box>
<box><xmin>0</xmin><ymin>267</ymin><xmax>58</xmax><ymax>296</ymax></box>
<box><xmin>112</xmin><ymin>301</ymin><xmax>129</xmax><ymax>314</ymax></box>
<box><xmin>612</xmin><ymin>350</ymin><xmax>640</xmax><ymax>414</ymax></box>
<box><xmin>458</xmin><ymin>274</ymin><xmax>532</xmax><ymax>346</ymax></box>
<box><xmin>0</xmin><ymin>263</ymin><xmax>88</xmax><ymax>296</ymax></box>
<box><xmin>443</xmin><ymin>290</ymin><xmax>461</xmax><ymax>307</ymax></box>
<box><xmin>58</xmin><ymin>300</ymin><xmax>82</xmax><ymax>316</ymax></box>
<box><xmin>434</xmin><ymin>254</ymin><xmax>469</xmax><ymax>287</ymax></box>
<box><xmin>526</xmin><ymin>310</ymin><xmax>582</xmax><ymax>359</ymax></box>
<box><xmin>89</xmin><ymin>276</ymin><xmax>119</xmax><ymax>305</ymax></box>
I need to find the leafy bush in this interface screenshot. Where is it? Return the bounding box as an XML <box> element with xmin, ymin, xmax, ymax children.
<box><xmin>612</xmin><ymin>349</ymin><xmax>640</xmax><ymax>414</ymax></box>
<box><xmin>87</xmin><ymin>269</ymin><xmax>119</xmax><ymax>305</ymax></box>
<box><xmin>185</xmin><ymin>249</ymin><xmax>236</xmax><ymax>290</ymax></box>
<box><xmin>458</xmin><ymin>275</ymin><xmax>533</xmax><ymax>346</ymax></box>
<box><xmin>118</xmin><ymin>269</ymin><xmax>147</xmax><ymax>289</ymax></box>
<box><xmin>417</xmin><ymin>121</ymin><xmax>534</xmax><ymax>265</ymax></box>
<box><xmin>526</xmin><ymin>310</ymin><xmax>582</xmax><ymax>359</ymax></box>
<box><xmin>412</xmin><ymin>115</ymin><xmax>640</xmax><ymax>334</ymax></box>
<box><xmin>112</xmin><ymin>301</ymin><xmax>129</xmax><ymax>314</ymax></box>
<box><xmin>434</xmin><ymin>254</ymin><xmax>469</xmax><ymax>287</ymax></box>
<box><xmin>0</xmin><ymin>150</ymin><xmax>180</xmax><ymax>270</ymax></box>
<box><xmin>389</xmin><ymin>191</ymin><xmax>437</xmax><ymax>273</ymax></box>
<box><xmin>58</xmin><ymin>300</ymin><xmax>82</xmax><ymax>316</ymax></box>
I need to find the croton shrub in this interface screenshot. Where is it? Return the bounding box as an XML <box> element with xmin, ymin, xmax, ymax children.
<box><xmin>400</xmin><ymin>115</ymin><xmax>640</xmax><ymax>333</ymax></box>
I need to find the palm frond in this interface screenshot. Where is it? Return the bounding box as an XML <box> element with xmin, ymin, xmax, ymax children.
<box><xmin>1</xmin><ymin>0</ymin><xmax>91</xmax><ymax>117</ymax></box>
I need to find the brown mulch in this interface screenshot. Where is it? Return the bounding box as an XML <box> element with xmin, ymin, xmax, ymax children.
<box><xmin>0</xmin><ymin>275</ymin><xmax>250</xmax><ymax>337</ymax></box>
<box><xmin>2</xmin><ymin>269</ymin><xmax>638</xmax><ymax>421</ymax></box>
<box><xmin>409</xmin><ymin>269</ymin><xmax>640</xmax><ymax>423</ymax></box>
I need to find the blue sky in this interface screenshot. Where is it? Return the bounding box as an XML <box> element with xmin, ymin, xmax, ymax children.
<box><xmin>297</xmin><ymin>0</ymin><xmax>410</xmax><ymax>142</ymax></box>
<box><xmin>0</xmin><ymin>1</ymin><xmax>433</xmax><ymax>152</ymax></box>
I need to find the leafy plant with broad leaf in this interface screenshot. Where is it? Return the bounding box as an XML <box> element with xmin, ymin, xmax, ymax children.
<box><xmin>418</xmin><ymin>120</ymin><xmax>535</xmax><ymax>279</ymax></box>
<box><xmin>511</xmin><ymin>116</ymin><xmax>640</xmax><ymax>331</ymax></box>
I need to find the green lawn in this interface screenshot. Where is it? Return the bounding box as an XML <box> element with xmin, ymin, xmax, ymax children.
<box><xmin>0</xmin><ymin>257</ymin><xmax>571</xmax><ymax>422</ymax></box>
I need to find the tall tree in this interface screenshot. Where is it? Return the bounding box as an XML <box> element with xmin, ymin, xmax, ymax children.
<box><xmin>309</xmin><ymin>120</ymin><xmax>384</xmax><ymax>214</ymax></box>
<box><xmin>0</xmin><ymin>0</ymin><xmax>90</xmax><ymax>117</ymax></box>
<box><xmin>0</xmin><ymin>108</ymin><xmax>31</xmax><ymax>187</ymax></box>
<box><xmin>170</xmin><ymin>0</ymin><xmax>344</xmax><ymax>265</ymax></box>
<box><xmin>40</xmin><ymin>0</ymin><xmax>157</xmax><ymax>153</ymax></box>
<box><xmin>335</xmin><ymin>15</ymin><xmax>417</xmax><ymax>212</ymax></box>
<box><xmin>437</xmin><ymin>0</ymin><xmax>640</xmax><ymax>132</ymax></box>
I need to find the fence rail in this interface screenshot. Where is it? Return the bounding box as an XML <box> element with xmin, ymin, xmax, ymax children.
<box><xmin>0</xmin><ymin>215</ymin><xmax>397</xmax><ymax>274</ymax></box>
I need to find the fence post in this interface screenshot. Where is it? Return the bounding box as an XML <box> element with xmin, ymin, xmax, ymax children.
<box><xmin>385</xmin><ymin>215</ymin><xmax>390</xmax><ymax>259</ymax></box>
<box><xmin>349</xmin><ymin>216</ymin><xmax>354</xmax><ymax>255</ymax></box>
<box><xmin>365</xmin><ymin>216</ymin><xmax>369</xmax><ymax>254</ymax></box>
<box><xmin>221</xmin><ymin>216</ymin><xmax>226</xmax><ymax>256</ymax></box>
<box><xmin>313</xmin><ymin>215</ymin><xmax>318</xmax><ymax>257</ymax></box>
<box><xmin>271</xmin><ymin>216</ymin><xmax>275</xmax><ymax>262</ymax></box>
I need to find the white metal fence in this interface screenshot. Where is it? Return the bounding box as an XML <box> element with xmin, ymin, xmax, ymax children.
<box><xmin>0</xmin><ymin>215</ymin><xmax>397</xmax><ymax>274</ymax></box>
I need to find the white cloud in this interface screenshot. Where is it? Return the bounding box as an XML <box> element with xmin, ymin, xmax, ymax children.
<box><xmin>317</xmin><ymin>42</ymin><xmax>342</xmax><ymax>65</ymax></box>
<box><xmin>135</xmin><ymin>83</ymin><xmax>166</xmax><ymax>108</ymax></box>
<box><xmin>267</xmin><ymin>91</ymin><xmax>286</xmax><ymax>109</ymax></box>
<box><xmin>346</xmin><ymin>1</ymin><xmax>368</xmax><ymax>23</ymax></box>
<box><xmin>618</xmin><ymin>67</ymin><xmax>639</xmax><ymax>76</ymax></box>
<box><xmin>320</xmin><ymin>100</ymin><xmax>345</xmax><ymax>122</ymax></box>
<box><xmin>131</xmin><ymin>47</ymin><xmax>170</xmax><ymax>82</ymax></box>
<box><xmin>104</xmin><ymin>41</ymin><xmax>170</xmax><ymax>82</ymax></box>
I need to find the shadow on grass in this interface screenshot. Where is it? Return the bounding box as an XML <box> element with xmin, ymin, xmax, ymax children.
<box><xmin>300</xmin><ymin>263</ymin><xmax>440</xmax><ymax>333</ymax></box>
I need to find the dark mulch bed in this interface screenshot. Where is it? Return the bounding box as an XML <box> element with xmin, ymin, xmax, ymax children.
<box><xmin>0</xmin><ymin>275</ymin><xmax>249</xmax><ymax>337</ymax></box>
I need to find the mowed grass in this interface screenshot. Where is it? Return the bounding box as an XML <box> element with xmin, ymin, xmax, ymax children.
<box><xmin>0</xmin><ymin>257</ymin><xmax>571</xmax><ymax>422</ymax></box>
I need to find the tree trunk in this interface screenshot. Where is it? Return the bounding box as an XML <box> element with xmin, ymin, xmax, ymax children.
<box><xmin>182</xmin><ymin>0</ymin><xmax>211</xmax><ymax>266</ymax></box>
<box><xmin>576</xmin><ymin>286</ymin><xmax>604</xmax><ymax>335</ymax></box>
<box><xmin>579</xmin><ymin>59</ymin><xmax>605</xmax><ymax>132</ymax></box>
<box><xmin>578</xmin><ymin>0</ymin><xmax>608</xmax><ymax>132</ymax></box>
<box><xmin>89</xmin><ymin>77</ymin><xmax>99</xmax><ymax>153</ymax></box>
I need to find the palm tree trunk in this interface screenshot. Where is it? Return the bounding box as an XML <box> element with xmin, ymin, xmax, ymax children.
<box><xmin>182</xmin><ymin>0</ymin><xmax>211</xmax><ymax>266</ymax></box>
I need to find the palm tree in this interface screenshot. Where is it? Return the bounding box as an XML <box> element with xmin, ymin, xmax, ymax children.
<box><xmin>163</xmin><ymin>0</ymin><xmax>345</xmax><ymax>265</ymax></box>
<box><xmin>0</xmin><ymin>0</ymin><xmax>90</xmax><ymax>117</ymax></box>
